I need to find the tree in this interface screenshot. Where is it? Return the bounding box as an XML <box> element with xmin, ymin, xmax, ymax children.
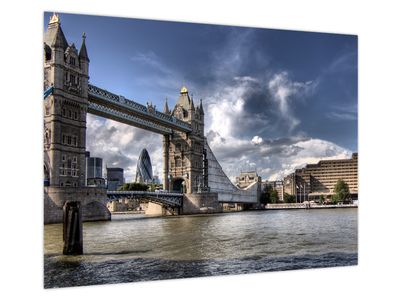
<box><xmin>319</xmin><ymin>195</ymin><xmax>325</xmax><ymax>204</ymax></box>
<box><xmin>270</xmin><ymin>190</ymin><xmax>279</xmax><ymax>204</ymax></box>
<box><xmin>332</xmin><ymin>179</ymin><xmax>350</xmax><ymax>204</ymax></box>
<box><xmin>260</xmin><ymin>185</ymin><xmax>271</xmax><ymax>205</ymax></box>
<box><xmin>284</xmin><ymin>193</ymin><xmax>296</xmax><ymax>203</ymax></box>
<box><xmin>118</xmin><ymin>182</ymin><xmax>149</xmax><ymax>191</ymax></box>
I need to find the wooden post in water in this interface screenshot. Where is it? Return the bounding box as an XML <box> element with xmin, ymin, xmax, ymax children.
<box><xmin>63</xmin><ymin>201</ymin><xmax>83</xmax><ymax>255</ymax></box>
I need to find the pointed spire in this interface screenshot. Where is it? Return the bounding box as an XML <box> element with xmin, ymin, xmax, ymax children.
<box><xmin>189</xmin><ymin>93</ymin><xmax>195</xmax><ymax>111</ymax></box>
<box><xmin>199</xmin><ymin>98</ymin><xmax>204</xmax><ymax>115</ymax></box>
<box><xmin>163</xmin><ymin>98</ymin><xmax>170</xmax><ymax>114</ymax></box>
<box><xmin>79</xmin><ymin>32</ymin><xmax>90</xmax><ymax>62</ymax></box>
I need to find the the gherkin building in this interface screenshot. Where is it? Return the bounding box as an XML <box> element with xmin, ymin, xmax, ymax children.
<box><xmin>135</xmin><ymin>148</ymin><xmax>153</xmax><ymax>183</ymax></box>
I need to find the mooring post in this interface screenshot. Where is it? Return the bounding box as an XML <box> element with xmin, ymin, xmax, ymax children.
<box><xmin>63</xmin><ymin>201</ymin><xmax>83</xmax><ymax>255</ymax></box>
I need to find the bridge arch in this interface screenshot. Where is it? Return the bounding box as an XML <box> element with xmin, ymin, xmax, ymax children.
<box><xmin>172</xmin><ymin>177</ymin><xmax>186</xmax><ymax>193</ymax></box>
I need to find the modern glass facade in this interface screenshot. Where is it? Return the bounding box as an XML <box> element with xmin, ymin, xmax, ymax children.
<box><xmin>135</xmin><ymin>148</ymin><xmax>153</xmax><ymax>183</ymax></box>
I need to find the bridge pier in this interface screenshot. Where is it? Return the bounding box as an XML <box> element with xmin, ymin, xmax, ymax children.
<box><xmin>63</xmin><ymin>201</ymin><xmax>83</xmax><ymax>255</ymax></box>
<box><xmin>145</xmin><ymin>202</ymin><xmax>178</xmax><ymax>216</ymax></box>
<box><xmin>182</xmin><ymin>192</ymin><xmax>221</xmax><ymax>214</ymax></box>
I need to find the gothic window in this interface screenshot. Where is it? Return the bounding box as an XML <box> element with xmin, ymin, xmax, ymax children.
<box><xmin>176</xmin><ymin>159</ymin><xmax>182</xmax><ymax>167</ymax></box>
<box><xmin>62</xmin><ymin>108</ymin><xmax>66</xmax><ymax>117</ymax></box>
<box><xmin>68</xmin><ymin>110</ymin><xmax>72</xmax><ymax>118</ymax></box>
<box><xmin>69</xmin><ymin>57</ymin><xmax>76</xmax><ymax>66</ymax></box>
<box><xmin>62</xmin><ymin>155</ymin><xmax>66</xmax><ymax>162</ymax></box>
<box><xmin>70</xmin><ymin>74</ymin><xmax>76</xmax><ymax>84</ymax></box>
<box><xmin>62</xmin><ymin>134</ymin><xmax>65</xmax><ymax>144</ymax></box>
<box><xmin>72</xmin><ymin>156</ymin><xmax>77</xmax><ymax>163</ymax></box>
<box><xmin>74</xmin><ymin>111</ymin><xmax>78</xmax><ymax>120</ymax></box>
<box><xmin>73</xmin><ymin>136</ymin><xmax>77</xmax><ymax>146</ymax></box>
<box><xmin>60</xmin><ymin>182</ymin><xmax>64</xmax><ymax>187</ymax></box>
<box><xmin>67</xmin><ymin>136</ymin><xmax>72</xmax><ymax>145</ymax></box>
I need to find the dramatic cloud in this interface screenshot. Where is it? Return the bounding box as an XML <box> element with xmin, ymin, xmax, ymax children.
<box><xmin>268</xmin><ymin>71</ymin><xmax>317</xmax><ymax>131</ymax></box>
<box><xmin>81</xmin><ymin>22</ymin><xmax>356</xmax><ymax>185</ymax></box>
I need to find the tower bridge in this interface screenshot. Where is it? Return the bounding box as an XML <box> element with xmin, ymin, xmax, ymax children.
<box><xmin>43</xmin><ymin>13</ymin><xmax>260</xmax><ymax>232</ymax></box>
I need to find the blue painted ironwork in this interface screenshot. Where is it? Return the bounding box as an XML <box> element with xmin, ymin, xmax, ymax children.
<box><xmin>88</xmin><ymin>84</ymin><xmax>192</xmax><ymax>133</ymax></box>
<box><xmin>107</xmin><ymin>190</ymin><xmax>183</xmax><ymax>208</ymax></box>
<box><xmin>88</xmin><ymin>102</ymin><xmax>172</xmax><ymax>135</ymax></box>
<box><xmin>43</xmin><ymin>86</ymin><xmax>54</xmax><ymax>99</ymax></box>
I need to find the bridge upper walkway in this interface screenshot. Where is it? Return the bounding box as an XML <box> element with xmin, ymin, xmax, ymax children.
<box><xmin>88</xmin><ymin>84</ymin><xmax>192</xmax><ymax>134</ymax></box>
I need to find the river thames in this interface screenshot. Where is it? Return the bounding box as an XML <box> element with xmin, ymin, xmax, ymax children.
<box><xmin>44</xmin><ymin>208</ymin><xmax>357</xmax><ymax>288</ymax></box>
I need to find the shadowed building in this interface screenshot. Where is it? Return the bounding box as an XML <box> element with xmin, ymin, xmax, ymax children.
<box><xmin>107</xmin><ymin>167</ymin><xmax>124</xmax><ymax>191</ymax></box>
<box><xmin>85</xmin><ymin>151</ymin><xmax>105</xmax><ymax>187</ymax></box>
<box><xmin>135</xmin><ymin>148</ymin><xmax>154</xmax><ymax>184</ymax></box>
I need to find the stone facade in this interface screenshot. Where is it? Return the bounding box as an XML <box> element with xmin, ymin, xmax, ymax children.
<box><xmin>236</xmin><ymin>171</ymin><xmax>262</xmax><ymax>189</ymax></box>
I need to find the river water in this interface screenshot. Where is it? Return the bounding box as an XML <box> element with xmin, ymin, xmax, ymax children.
<box><xmin>44</xmin><ymin>208</ymin><xmax>357</xmax><ymax>288</ymax></box>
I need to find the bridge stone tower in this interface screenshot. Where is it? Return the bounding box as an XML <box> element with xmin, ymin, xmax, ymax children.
<box><xmin>166</xmin><ymin>87</ymin><xmax>206</xmax><ymax>194</ymax></box>
<box><xmin>43</xmin><ymin>14</ymin><xmax>110</xmax><ymax>224</ymax></box>
<box><xmin>44</xmin><ymin>13</ymin><xmax>89</xmax><ymax>188</ymax></box>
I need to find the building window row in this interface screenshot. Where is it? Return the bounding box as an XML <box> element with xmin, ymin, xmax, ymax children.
<box><xmin>62</xmin><ymin>107</ymin><xmax>79</xmax><ymax>120</ymax></box>
<box><xmin>62</xmin><ymin>134</ymin><xmax>78</xmax><ymax>147</ymax></box>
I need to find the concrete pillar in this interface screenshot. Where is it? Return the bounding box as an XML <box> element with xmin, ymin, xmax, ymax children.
<box><xmin>63</xmin><ymin>201</ymin><xmax>83</xmax><ymax>255</ymax></box>
<box><xmin>163</xmin><ymin>134</ymin><xmax>170</xmax><ymax>191</ymax></box>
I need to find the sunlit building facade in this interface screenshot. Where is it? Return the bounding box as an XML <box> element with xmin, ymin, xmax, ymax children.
<box><xmin>284</xmin><ymin>153</ymin><xmax>358</xmax><ymax>201</ymax></box>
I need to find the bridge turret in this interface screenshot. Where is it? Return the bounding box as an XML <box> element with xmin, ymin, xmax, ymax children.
<box><xmin>168</xmin><ymin>87</ymin><xmax>206</xmax><ymax>193</ymax></box>
<box><xmin>44</xmin><ymin>13</ymin><xmax>69</xmax><ymax>90</ymax></box>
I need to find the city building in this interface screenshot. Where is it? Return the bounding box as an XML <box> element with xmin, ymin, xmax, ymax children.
<box><xmin>135</xmin><ymin>148</ymin><xmax>154</xmax><ymax>184</ymax></box>
<box><xmin>284</xmin><ymin>153</ymin><xmax>358</xmax><ymax>201</ymax></box>
<box><xmin>107</xmin><ymin>167</ymin><xmax>124</xmax><ymax>191</ymax></box>
<box><xmin>85</xmin><ymin>151</ymin><xmax>105</xmax><ymax>187</ymax></box>
<box><xmin>264</xmin><ymin>180</ymin><xmax>284</xmax><ymax>202</ymax></box>
<box><xmin>236</xmin><ymin>171</ymin><xmax>262</xmax><ymax>189</ymax></box>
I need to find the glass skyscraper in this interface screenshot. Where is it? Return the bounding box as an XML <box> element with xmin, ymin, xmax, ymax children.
<box><xmin>135</xmin><ymin>148</ymin><xmax>153</xmax><ymax>183</ymax></box>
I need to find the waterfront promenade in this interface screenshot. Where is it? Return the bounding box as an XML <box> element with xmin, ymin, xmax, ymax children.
<box><xmin>265</xmin><ymin>203</ymin><xmax>358</xmax><ymax>210</ymax></box>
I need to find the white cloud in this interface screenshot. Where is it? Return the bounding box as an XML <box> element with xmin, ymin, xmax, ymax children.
<box><xmin>251</xmin><ymin>136</ymin><xmax>263</xmax><ymax>145</ymax></box>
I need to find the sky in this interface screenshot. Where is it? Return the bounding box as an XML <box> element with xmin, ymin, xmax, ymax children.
<box><xmin>44</xmin><ymin>12</ymin><xmax>358</xmax><ymax>183</ymax></box>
